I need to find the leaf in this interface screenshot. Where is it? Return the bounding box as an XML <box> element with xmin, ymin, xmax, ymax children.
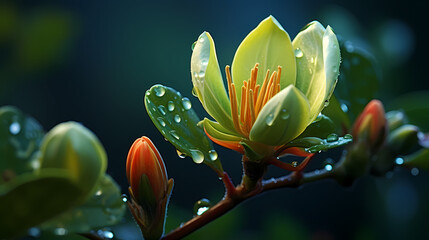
<box><xmin>0</xmin><ymin>106</ymin><xmax>44</xmax><ymax>180</ymax></box>
<box><xmin>0</xmin><ymin>170</ymin><xmax>84</xmax><ymax>239</ymax></box>
<box><xmin>287</xmin><ymin>134</ymin><xmax>353</xmax><ymax>153</ymax></box>
<box><xmin>298</xmin><ymin>114</ymin><xmax>337</xmax><ymax>139</ymax></box>
<box><xmin>404</xmin><ymin>149</ymin><xmax>429</xmax><ymax>170</ymax></box>
<box><xmin>322</xmin><ymin>95</ymin><xmax>351</xmax><ymax>133</ymax></box>
<box><xmin>391</xmin><ymin>91</ymin><xmax>429</xmax><ymax>132</ymax></box>
<box><xmin>335</xmin><ymin>41</ymin><xmax>380</xmax><ymax>120</ymax></box>
<box><xmin>39</xmin><ymin>174</ymin><xmax>126</xmax><ymax>234</ymax></box>
<box><xmin>144</xmin><ymin>85</ymin><xmax>223</xmax><ymax>174</ymax></box>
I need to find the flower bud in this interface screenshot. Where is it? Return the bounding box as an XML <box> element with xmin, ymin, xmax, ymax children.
<box><xmin>352</xmin><ymin>100</ymin><xmax>387</xmax><ymax>151</ymax></box>
<box><xmin>388</xmin><ymin>124</ymin><xmax>420</xmax><ymax>155</ymax></box>
<box><xmin>39</xmin><ymin>122</ymin><xmax>107</xmax><ymax>200</ymax></box>
<box><xmin>126</xmin><ymin>137</ymin><xmax>173</xmax><ymax>240</ymax></box>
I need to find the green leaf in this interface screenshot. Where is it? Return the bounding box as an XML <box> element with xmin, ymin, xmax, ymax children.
<box><xmin>0</xmin><ymin>106</ymin><xmax>44</xmax><ymax>180</ymax></box>
<box><xmin>404</xmin><ymin>148</ymin><xmax>429</xmax><ymax>170</ymax></box>
<box><xmin>298</xmin><ymin>114</ymin><xmax>337</xmax><ymax>139</ymax></box>
<box><xmin>249</xmin><ymin>85</ymin><xmax>310</xmax><ymax>146</ymax></box>
<box><xmin>39</xmin><ymin>174</ymin><xmax>126</xmax><ymax>234</ymax></box>
<box><xmin>191</xmin><ymin>32</ymin><xmax>234</xmax><ymax>132</ymax></box>
<box><xmin>232</xmin><ymin>16</ymin><xmax>296</xmax><ymax>102</ymax></box>
<box><xmin>322</xmin><ymin>95</ymin><xmax>351</xmax><ymax>133</ymax></box>
<box><xmin>391</xmin><ymin>91</ymin><xmax>429</xmax><ymax>132</ymax></box>
<box><xmin>287</xmin><ymin>134</ymin><xmax>353</xmax><ymax>153</ymax></box>
<box><xmin>145</xmin><ymin>85</ymin><xmax>223</xmax><ymax>174</ymax></box>
<box><xmin>292</xmin><ymin>22</ymin><xmax>340</xmax><ymax>121</ymax></box>
<box><xmin>0</xmin><ymin>170</ymin><xmax>84</xmax><ymax>239</ymax></box>
<box><xmin>335</xmin><ymin>41</ymin><xmax>379</xmax><ymax>120</ymax></box>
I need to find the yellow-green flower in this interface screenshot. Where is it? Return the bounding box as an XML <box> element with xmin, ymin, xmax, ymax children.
<box><xmin>191</xmin><ymin>16</ymin><xmax>340</xmax><ymax>156</ymax></box>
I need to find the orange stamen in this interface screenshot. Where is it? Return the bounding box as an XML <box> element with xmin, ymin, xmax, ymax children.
<box><xmin>225</xmin><ymin>63</ymin><xmax>283</xmax><ymax>138</ymax></box>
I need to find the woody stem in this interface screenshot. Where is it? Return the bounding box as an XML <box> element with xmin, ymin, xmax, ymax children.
<box><xmin>160</xmin><ymin>166</ymin><xmax>336</xmax><ymax>240</ymax></box>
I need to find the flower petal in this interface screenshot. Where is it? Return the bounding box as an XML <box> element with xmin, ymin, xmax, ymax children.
<box><xmin>231</xmin><ymin>15</ymin><xmax>296</xmax><ymax>102</ymax></box>
<box><xmin>202</xmin><ymin>118</ymin><xmax>244</xmax><ymax>153</ymax></box>
<box><xmin>249</xmin><ymin>85</ymin><xmax>311</xmax><ymax>146</ymax></box>
<box><xmin>292</xmin><ymin>22</ymin><xmax>340</xmax><ymax>121</ymax></box>
<box><xmin>191</xmin><ymin>32</ymin><xmax>234</xmax><ymax>131</ymax></box>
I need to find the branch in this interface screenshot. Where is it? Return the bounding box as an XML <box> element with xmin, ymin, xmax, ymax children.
<box><xmin>161</xmin><ymin>166</ymin><xmax>336</xmax><ymax>240</ymax></box>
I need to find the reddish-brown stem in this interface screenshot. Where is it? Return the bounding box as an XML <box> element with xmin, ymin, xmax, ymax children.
<box><xmin>268</xmin><ymin>154</ymin><xmax>315</xmax><ymax>172</ymax></box>
<box><xmin>161</xmin><ymin>166</ymin><xmax>335</xmax><ymax>240</ymax></box>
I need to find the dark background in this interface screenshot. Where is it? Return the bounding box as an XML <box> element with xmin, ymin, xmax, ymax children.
<box><xmin>1</xmin><ymin>0</ymin><xmax>428</xmax><ymax>239</ymax></box>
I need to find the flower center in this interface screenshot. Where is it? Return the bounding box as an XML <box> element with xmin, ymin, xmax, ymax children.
<box><xmin>225</xmin><ymin>63</ymin><xmax>282</xmax><ymax>137</ymax></box>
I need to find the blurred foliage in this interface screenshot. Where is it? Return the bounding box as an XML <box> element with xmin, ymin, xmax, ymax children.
<box><xmin>0</xmin><ymin>106</ymin><xmax>125</xmax><ymax>239</ymax></box>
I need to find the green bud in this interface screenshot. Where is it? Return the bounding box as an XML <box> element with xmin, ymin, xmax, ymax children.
<box><xmin>39</xmin><ymin>122</ymin><xmax>107</xmax><ymax>199</ymax></box>
<box><xmin>388</xmin><ymin>124</ymin><xmax>419</xmax><ymax>155</ymax></box>
<box><xmin>386</xmin><ymin>110</ymin><xmax>407</xmax><ymax>131</ymax></box>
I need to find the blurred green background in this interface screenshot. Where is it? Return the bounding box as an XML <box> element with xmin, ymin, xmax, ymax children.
<box><xmin>1</xmin><ymin>0</ymin><xmax>428</xmax><ymax>239</ymax></box>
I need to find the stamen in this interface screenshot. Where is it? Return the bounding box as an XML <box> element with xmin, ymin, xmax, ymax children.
<box><xmin>240</xmin><ymin>85</ymin><xmax>247</xmax><ymax>129</ymax></box>
<box><xmin>255</xmin><ymin>70</ymin><xmax>270</xmax><ymax>114</ymax></box>
<box><xmin>225</xmin><ymin>65</ymin><xmax>244</xmax><ymax>136</ymax></box>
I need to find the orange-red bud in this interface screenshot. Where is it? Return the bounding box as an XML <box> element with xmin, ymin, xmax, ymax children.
<box><xmin>352</xmin><ymin>100</ymin><xmax>387</xmax><ymax>151</ymax></box>
<box><xmin>126</xmin><ymin>137</ymin><xmax>168</xmax><ymax>204</ymax></box>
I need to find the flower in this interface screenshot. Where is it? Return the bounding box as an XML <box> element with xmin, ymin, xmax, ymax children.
<box><xmin>191</xmin><ymin>16</ymin><xmax>340</xmax><ymax>156</ymax></box>
<box><xmin>352</xmin><ymin>99</ymin><xmax>387</xmax><ymax>151</ymax></box>
<box><xmin>39</xmin><ymin>121</ymin><xmax>107</xmax><ymax>200</ymax></box>
<box><xmin>126</xmin><ymin>137</ymin><xmax>173</xmax><ymax>240</ymax></box>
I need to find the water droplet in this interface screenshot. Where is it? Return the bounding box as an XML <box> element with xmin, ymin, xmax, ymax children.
<box><xmin>326</xmin><ymin>133</ymin><xmax>339</xmax><ymax>142</ymax></box>
<box><xmin>157</xmin><ymin>117</ymin><xmax>166</xmax><ymax>127</ymax></box>
<box><xmin>291</xmin><ymin>161</ymin><xmax>298</xmax><ymax>167</ymax></box>
<box><xmin>341</xmin><ymin>103</ymin><xmax>349</xmax><ymax>112</ymax></box>
<box><xmin>333</xmin><ymin>67</ymin><xmax>338</xmax><ymax>73</ymax></box>
<box><xmin>199</xmin><ymin>37</ymin><xmax>204</xmax><ymax>43</ymax></box>
<box><xmin>121</xmin><ymin>194</ymin><xmax>128</xmax><ymax>203</ymax></box>
<box><xmin>324</xmin><ymin>164</ymin><xmax>333</xmax><ymax>171</ymax></box>
<box><xmin>153</xmin><ymin>85</ymin><xmax>165</xmax><ymax>97</ymax></box>
<box><xmin>28</xmin><ymin>227</ymin><xmax>41</xmax><ymax>237</ymax></box>
<box><xmin>54</xmin><ymin>227</ymin><xmax>68</xmax><ymax>236</ymax></box>
<box><xmin>265</xmin><ymin>113</ymin><xmax>275</xmax><ymax>126</ymax></box>
<box><xmin>168</xmin><ymin>101</ymin><xmax>175</xmax><ymax>111</ymax></box>
<box><xmin>324</xmin><ymin>99</ymin><xmax>330</xmax><ymax>107</ymax></box>
<box><xmin>193</xmin><ymin>72</ymin><xmax>198</xmax><ymax>79</ymax></box>
<box><xmin>344</xmin><ymin>41</ymin><xmax>354</xmax><ymax>52</ymax></box>
<box><xmin>191</xmin><ymin>87</ymin><xmax>198</xmax><ymax>97</ymax></box>
<box><xmin>145</xmin><ymin>91</ymin><xmax>150</xmax><ymax>96</ymax></box>
<box><xmin>314</xmin><ymin>114</ymin><xmax>323</xmax><ymax>122</ymax></box>
<box><xmin>198</xmin><ymin>71</ymin><xmax>205</xmax><ymax>78</ymax></box>
<box><xmin>191</xmin><ymin>41</ymin><xmax>197</xmax><ymax>51</ymax></box>
<box><xmin>174</xmin><ymin>114</ymin><xmax>181</xmax><ymax>123</ymax></box>
<box><xmin>395</xmin><ymin>157</ymin><xmax>404</xmax><ymax>165</ymax></box>
<box><xmin>280</xmin><ymin>109</ymin><xmax>290</xmax><ymax>120</ymax></box>
<box><xmin>294</xmin><ymin>48</ymin><xmax>303</xmax><ymax>58</ymax></box>
<box><xmin>9</xmin><ymin>122</ymin><xmax>21</xmax><ymax>135</ymax></box>
<box><xmin>310</xmin><ymin>57</ymin><xmax>315</xmax><ymax>63</ymax></box>
<box><xmin>208</xmin><ymin>150</ymin><xmax>218</xmax><ymax>161</ymax></box>
<box><xmin>176</xmin><ymin>149</ymin><xmax>186</xmax><ymax>158</ymax></box>
<box><xmin>344</xmin><ymin>134</ymin><xmax>353</xmax><ymax>140</ymax></box>
<box><xmin>95</xmin><ymin>190</ymin><xmax>102</xmax><ymax>196</ymax></box>
<box><xmin>201</xmin><ymin>59</ymin><xmax>208</xmax><ymax>66</ymax></box>
<box><xmin>190</xmin><ymin>149</ymin><xmax>204</xmax><ymax>164</ymax></box>
<box><xmin>182</xmin><ymin>97</ymin><xmax>192</xmax><ymax>110</ymax></box>
<box><xmin>193</xmin><ymin>198</ymin><xmax>211</xmax><ymax>216</ymax></box>
<box><xmin>158</xmin><ymin>105</ymin><xmax>167</xmax><ymax>115</ymax></box>
<box><xmin>170</xmin><ymin>130</ymin><xmax>180</xmax><ymax>140</ymax></box>
<box><xmin>97</xmin><ymin>229</ymin><xmax>114</xmax><ymax>239</ymax></box>
<box><xmin>411</xmin><ymin>168</ymin><xmax>419</xmax><ymax>176</ymax></box>
<box><xmin>324</xmin><ymin>158</ymin><xmax>334</xmax><ymax>171</ymax></box>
